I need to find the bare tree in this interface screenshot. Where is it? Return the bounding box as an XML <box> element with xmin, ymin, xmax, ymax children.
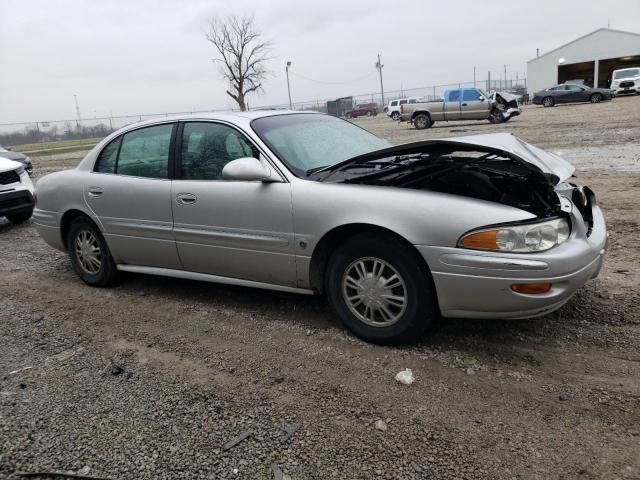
<box><xmin>205</xmin><ymin>15</ymin><xmax>271</xmax><ymax>111</ymax></box>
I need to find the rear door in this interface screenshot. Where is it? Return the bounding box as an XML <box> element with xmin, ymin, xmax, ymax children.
<box><xmin>443</xmin><ymin>89</ymin><xmax>462</xmax><ymax>120</ymax></box>
<box><xmin>459</xmin><ymin>89</ymin><xmax>489</xmax><ymax>120</ymax></box>
<box><xmin>86</xmin><ymin>122</ymin><xmax>181</xmax><ymax>268</ymax></box>
<box><xmin>171</xmin><ymin>121</ymin><xmax>296</xmax><ymax>286</ymax></box>
<box><xmin>565</xmin><ymin>84</ymin><xmax>588</xmax><ymax>101</ymax></box>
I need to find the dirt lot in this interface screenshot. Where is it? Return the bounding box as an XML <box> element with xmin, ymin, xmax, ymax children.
<box><xmin>1</xmin><ymin>96</ymin><xmax>639</xmax><ymax>480</ymax></box>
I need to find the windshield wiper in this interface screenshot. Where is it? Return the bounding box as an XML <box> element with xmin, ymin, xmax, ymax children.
<box><xmin>305</xmin><ymin>165</ymin><xmax>331</xmax><ymax>176</ymax></box>
<box><xmin>318</xmin><ymin>153</ymin><xmax>429</xmax><ymax>181</ymax></box>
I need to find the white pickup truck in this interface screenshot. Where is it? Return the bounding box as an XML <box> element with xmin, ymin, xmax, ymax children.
<box><xmin>398</xmin><ymin>87</ymin><xmax>521</xmax><ymax>129</ymax></box>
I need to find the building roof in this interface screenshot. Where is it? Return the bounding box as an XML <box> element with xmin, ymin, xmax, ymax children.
<box><xmin>527</xmin><ymin>28</ymin><xmax>640</xmax><ymax>63</ymax></box>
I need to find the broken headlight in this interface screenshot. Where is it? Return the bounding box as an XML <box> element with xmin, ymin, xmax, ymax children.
<box><xmin>458</xmin><ymin>217</ymin><xmax>570</xmax><ymax>253</ymax></box>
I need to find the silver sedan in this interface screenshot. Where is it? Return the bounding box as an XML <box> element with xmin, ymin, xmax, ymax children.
<box><xmin>33</xmin><ymin>111</ymin><xmax>607</xmax><ymax>344</ymax></box>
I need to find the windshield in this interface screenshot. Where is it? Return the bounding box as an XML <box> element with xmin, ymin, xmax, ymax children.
<box><xmin>614</xmin><ymin>69</ymin><xmax>639</xmax><ymax>79</ymax></box>
<box><xmin>251</xmin><ymin>114</ymin><xmax>390</xmax><ymax>176</ymax></box>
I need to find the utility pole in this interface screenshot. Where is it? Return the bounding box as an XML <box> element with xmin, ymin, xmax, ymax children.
<box><xmin>73</xmin><ymin>94</ymin><xmax>81</xmax><ymax>128</ymax></box>
<box><xmin>504</xmin><ymin>64</ymin><xmax>507</xmax><ymax>89</ymax></box>
<box><xmin>286</xmin><ymin>61</ymin><xmax>293</xmax><ymax>110</ymax></box>
<box><xmin>375</xmin><ymin>53</ymin><xmax>385</xmax><ymax>106</ymax></box>
<box><xmin>473</xmin><ymin>66</ymin><xmax>476</xmax><ymax>87</ymax></box>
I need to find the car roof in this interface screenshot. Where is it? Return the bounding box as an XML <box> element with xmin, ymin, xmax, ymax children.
<box><xmin>116</xmin><ymin>110</ymin><xmax>321</xmax><ymax>130</ymax></box>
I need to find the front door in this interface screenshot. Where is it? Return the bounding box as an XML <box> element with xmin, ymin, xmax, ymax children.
<box><xmin>459</xmin><ymin>89</ymin><xmax>489</xmax><ymax>120</ymax></box>
<box><xmin>85</xmin><ymin>122</ymin><xmax>181</xmax><ymax>268</ymax></box>
<box><xmin>171</xmin><ymin>121</ymin><xmax>296</xmax><ymax>286</ymax></box>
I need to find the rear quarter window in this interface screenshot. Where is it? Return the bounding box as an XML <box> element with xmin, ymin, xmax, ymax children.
<box><xmin>94</xmin><ymin>137</ymin><xmax>121</xmax><ymax>173</ymax></box>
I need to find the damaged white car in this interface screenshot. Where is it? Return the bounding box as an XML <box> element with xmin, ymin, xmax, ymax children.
<box><xmin>399</xmin><ymin>87</ymin><xmax>521</xmax><ymax>129</ymax></box>
<box><xmin>34</xmin><ymin>112</ymin><xmax>605</xmax><ymax>344</ymax></box>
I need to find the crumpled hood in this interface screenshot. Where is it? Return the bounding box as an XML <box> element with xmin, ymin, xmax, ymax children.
<box><xmin>443</xmin><ymin>133</ymin><xmax>575</xmax><ymax>182</ymax></box>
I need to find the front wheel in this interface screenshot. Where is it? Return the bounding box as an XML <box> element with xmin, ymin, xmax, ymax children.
<box><xmin>542</xmin><ymin>96</ymin><xmax>555</xmax><ymax>107</ymax></box>
<box><xmin>413</xmin><ymin>113</ymin><xmax>432</xmax><ymax>129</ymax></box>
<box><xmin>489</xmin><ymin>108</ymin><xmax>505</xmax><ymax>124</ymax></box>
<box><xmin>590</xmin><ymin>93</ymin><xmax>602</xmax><ymax>103</ymax></box>
<box><xmin>67</xmin><ymin>216</ymin><xmax>118</xmax><ymax>287</ymax></box>
<box><xmin>366</xmin><ymin>111</ymin><xmax>373</xmax><ymax>117</ymax></box>
<box><xmin>391</xmin><ymin>112</ymin><xmax>400</xmax><ymax>121</ymax></box>
<box><xmin>325</xmin><ymin>234</ymin><xmax>439</xmax><ymax>345</ymax></box>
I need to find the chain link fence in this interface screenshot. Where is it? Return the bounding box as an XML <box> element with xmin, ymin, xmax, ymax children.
<box><xmin>0</xmin><ymin>78</ymin><xmax>526</xmax><ymax>149</ymax></box>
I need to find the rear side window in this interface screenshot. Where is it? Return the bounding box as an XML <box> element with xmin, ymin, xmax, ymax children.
<box><xmin>399</xmin><ymin>100</ymin><xmax>407</xmax><ymax>105</ymax></box>
<box><xmin>95</xmin><ymin>137</ymin><xmax>121</xmax><ymax>173</ymax></box>
<box><xmin>117</xmin><ymin>124</ymin><xmax>173</xmax><ymax>178</ymax></box>
<box><xmin>447</xmin><ymin>90</ymin><xmax>461</xmax><ymax>102</ymax></box>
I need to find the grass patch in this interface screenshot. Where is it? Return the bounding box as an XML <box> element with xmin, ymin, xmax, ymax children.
<box><xmin>8</xmin><ymin>137</ymin><xmax>104</xmax><ymax>156</ymax></box>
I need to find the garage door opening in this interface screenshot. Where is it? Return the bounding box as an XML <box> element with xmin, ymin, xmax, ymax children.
<box><xmin>598</xmin><ymin>55</ymin><xmax>640</xmax><ymax>88</ymax></box>
<box><xmin>558</xmin><ymin>61</ymin><xmax>595</xmax><ymax>87</ymax></box>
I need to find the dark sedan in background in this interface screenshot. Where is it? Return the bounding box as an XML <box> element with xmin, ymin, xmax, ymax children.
<box><xmin>0</xmin><ymin>145</ymin><xmax>33</xmax><ymax>175</ymax></box>
<box><xmin>532</xmin><ymin>84</ymin><xmax>613</xmax><ymax>107</ymax></box>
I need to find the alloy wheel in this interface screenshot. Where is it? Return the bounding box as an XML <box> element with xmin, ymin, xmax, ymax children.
<box><xmin>75</xmin><ymin>230</ymin><xmax>102</xmax><ymax>274</ymax></box>
<box><xmin>341</xmin><ymin>257</ymin><xmax>407</xmax><ymax>327</ymax></box>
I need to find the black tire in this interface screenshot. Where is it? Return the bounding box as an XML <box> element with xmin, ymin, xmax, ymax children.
<box><xmin>391</xmin><ymin>112</ymin><xmax>400</xmax><ymax>121</ymax></box>
<box><xmin>325</xmin><ymin>233</ymin><xmax>440</xmax><ymax>345</ymax></box>
<box><xmin>7</xmin><ymin>210</ymin><xmax>33</xmax><ymax>224</ymax></box>
<box><xmin>366</xmin><ymin>111</ymin><xmax>373</xmax><ymax>117</ymax></box>
<box><xmin>488</xmin><ymin>109</ymin><xmax>505</xmax><ymax>124</ymax></box>
<box><xmin>590</xmin><ymin>93</ymin><xmax>602</xmax><ymax>103</ymax></box>
<box><xmin>345</xmin><ymin>112</ymin><xmax>352</xmax><ymax>119</ymax></box>
<box><xmin>502</xmin><ymin>115</ymin><xmax>512</xmax><ymax>122</ymax></box>
<box><xmin>67</xmin><ymin>216</ymin><xmax>118</xmax><ymax>287</ymax></box>
<box><xmin>542</xmin><ymin>96</ymin><xmax>555</xmax><ymax>107</ymax></box>
<box><xmin>413</xmin><ymin>113</ymin><xmax>432</xmax><ymax>129</ymax></box>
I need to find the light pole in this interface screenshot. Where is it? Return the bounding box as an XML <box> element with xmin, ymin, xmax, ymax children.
<box><xmin>286</xmin><ymin>61</ymin><xmax>293</xmax><ymax>110</ymax></box>
<box><xmin>375</xmin><ymin>53</ymin><xmax>385</xmax><ymax>106</ymax></box>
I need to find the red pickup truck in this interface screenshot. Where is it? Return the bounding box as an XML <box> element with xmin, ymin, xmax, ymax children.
<box><xmin>345</xmin><ymin>103</ymin><xmax>378</xmax><ymax>118</ymax></box>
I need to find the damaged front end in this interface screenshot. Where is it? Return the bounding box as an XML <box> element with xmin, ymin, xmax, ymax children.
<box><xmin>491</xmin><ymin>92</ymin><xmax>521</xmax><ymax>121</ymax></box>
<box><xmin>318</xmin><ymin>133</ymin><xmax>587</xmax><ymax>223</ymax></box>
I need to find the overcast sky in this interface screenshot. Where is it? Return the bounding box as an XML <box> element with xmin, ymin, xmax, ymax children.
<box><xmin>1</xmin><ymin>0</ymin><xmax>639</xmax><ymax>123</ymax></box>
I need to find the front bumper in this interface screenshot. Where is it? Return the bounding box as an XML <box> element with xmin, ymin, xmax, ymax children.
<box><xmin>417</xmin><ymin>200</ymin><xmax>607</xmax><ymax>319</ymax></box>
<box><xmin>613</xmin><ymin>85</ymin><xmax>640</xmax><ymax>95</ymax></box>
<box><xmin>0</xmin><ymin>189</ymin><xmax>35</xmax><ymax>217</ymax></box>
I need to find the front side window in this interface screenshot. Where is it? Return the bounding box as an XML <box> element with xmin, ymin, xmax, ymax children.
<box><xmin>251</xmin><ymin>113</ymin><xmax>389</xmax><ymax>176</ymax></box>
<box><xmin>390</xmin><ymin>101</ymin><xmax>397</xmax><ymax>106</ymax></box>
<box><xmin>462</xmin><ymin>89</ymin><xmax>481</xmax><ymax>101</ymax></box>
<box><xmin>180</xmin><ymin>122</ymin><xmax>259</xmax><ymax>180</ymax></box>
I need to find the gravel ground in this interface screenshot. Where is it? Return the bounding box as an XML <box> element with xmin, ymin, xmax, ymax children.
<box><xmin>1</xmin><ymin>96</ymin><xmax>639</xmax><ymax>480</ymax></box>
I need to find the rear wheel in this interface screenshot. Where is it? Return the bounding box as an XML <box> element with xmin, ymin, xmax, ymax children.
<box><xmin>542</xmin><ymin>96</ymin><xmax>555</xmax><ymax>107</ymax></box>
<box><xmin>67</xmin><ymin>216</ymin><xmax>118</xmax><ymax>287</ymax></box>
<box><xmin>7</xmin><ymin>211</ymin><xmax>32</xmax><ymax>224</ymax></box>
<box><xmin>391</xmin><ymin>111</ymin><xmax>400</xmax><ymax>121</ymax></box>
<box><xmin>590</xmin><ymin>93</ymin><xmax>602</xmax><ymax>103</ymax></box>
<box><xmin>325</xmin><ymin>234</ymin><xmax>439</xmax><ymax>345</ymax></box>
<box><xmin>413</xmin><ymin>113</ymin><xmax>432</xmax><ymax>129</ymax></box>
<box><xmin>345</xmin><ymin>112</ymin><xmax>352</xmax><ymax>119</ymax></box>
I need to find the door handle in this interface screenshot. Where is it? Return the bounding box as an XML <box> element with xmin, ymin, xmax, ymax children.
<box><xmin>87</xmin><ymin>187</ymin><xmax>103</xmax><ymax>197</ymax></box>
<box><xmin>176</xmin><ymin>193</ymin><xmax>197</xmax><ymax>205</ymax></box>
<box><xmin>461</xmin><ymin>103</ymin><xmax>468</xmax><ymax>106</ymax></box>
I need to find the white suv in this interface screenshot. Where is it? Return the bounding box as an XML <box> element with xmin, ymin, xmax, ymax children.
<box><xmin>610</xmin><ymin>67</ymin><xmax>640</xmax><ymax>95</ymax></box>
<box><xmin>0</xmin><ymin>157</ymin><xmax>35</xmax><ymax>224</ymax></box>
<box><xmin>386</xmin><ymin>97</ymin><xmax>419</xmax><ymax>120</ymax></box>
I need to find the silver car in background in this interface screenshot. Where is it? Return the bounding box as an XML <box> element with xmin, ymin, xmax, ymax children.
<box><xmin>34</xmin><ymin>112</ymin><xmax>607</xmax><ymax>344</ymax></box>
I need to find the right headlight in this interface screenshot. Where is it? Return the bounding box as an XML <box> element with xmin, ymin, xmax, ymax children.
<box><xmin>458</xmin><ymin>217</ymin><xmax>571</xmax><ymax>253</ymax></box>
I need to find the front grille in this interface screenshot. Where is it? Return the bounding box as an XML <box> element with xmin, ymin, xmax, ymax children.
<box><xmin>620</xmin><ymin>81</ymin><xmax>635</xmax><ymax>88</ymax></box>
<box><xmin>0</xmin><ymin>170</ymin><xmax>20</xmax><ymax>185</ymax></box>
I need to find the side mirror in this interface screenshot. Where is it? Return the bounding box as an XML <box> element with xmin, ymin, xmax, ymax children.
<box><xmin>479</xmin><ymin>97</ymin><xmax>485</xmax><ymax>101</ymax></box>
<box><xmin>222</xmin><ymin>157</ymin><xmax>273</xmax><ymax>181</ymax></box>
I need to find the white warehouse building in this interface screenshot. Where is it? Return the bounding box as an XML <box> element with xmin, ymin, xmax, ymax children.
<box><xmin>527</xmin><ymin>28</ymin><xmax>640</xmax><ymax>94</ymax></box>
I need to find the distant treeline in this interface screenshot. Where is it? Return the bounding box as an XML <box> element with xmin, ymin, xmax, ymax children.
<box><xmin>0</xmin><ymin>122</ymin><xmax>114</xmax><ymax>146</ymax></box>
